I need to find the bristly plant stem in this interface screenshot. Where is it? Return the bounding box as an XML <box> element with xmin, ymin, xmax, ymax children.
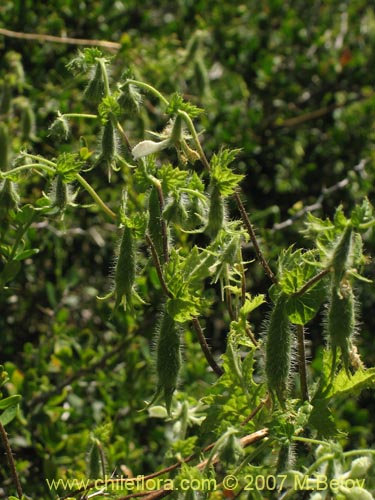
<box><xmin>191</xmin><ymin>318</ymin><xmax>223</xmax><ymax>376</ymax></box>
<box><xmin>75</xmin><ymin>173</ymin><xmax>116</xmax><ymax>220</ymax></box>
<box><xmin>0</xmin><ymin>421</ymin><xmax>23</xmax><ymax>498</ymax></box>
<box><xmin>296</xmin><ymin>325</ymin><xmax>309</xmax><ymax>402</ymax></box>
<box><xmin>234</xmin><ymin>190</ymin><xmax>277</xmax><ymax>284</ymax></box>
<box><xmin>153</xmin><ymin>181</ymin><xmax>169</xmax><ymax>263</ymax></box>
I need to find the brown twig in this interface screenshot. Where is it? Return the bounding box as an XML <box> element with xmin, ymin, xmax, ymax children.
<box><xmin>117</xmin><ymin>429</ymin><xmax>269</xmax><ymax>500</ymax></box>
<box><xmin>0</xmin><ymin>27</ymin><xmax>120</xmax><ymax>51</ymax></box>
<box><xmin>59</xmin><ymin>428</ymin><xmax>269</xmax><ymax>500</ymax></box>
<box><xmin>240</xmin><ymin>396</ymin><xmax>269</xmax><ymax>426</ymax></box>
<box><xmin>272</xmin><ymin>160</ymin><xmax>367</xmax><ymax>231</ymax></box>
<box><xmin>191</xmin><ymin>318</ymin><xmax>224</xmax><ymax>376</ymax></box>
<box><xmin>293</xmin><ymin>268</ymin><xmax>331</xmax><ymax>297</ymax></box>
<box><xmin>0</xmin><ymin>421</ymin><xmax>23</xmax><ymax>498</ymax></box>
<box><xmin>234</xmin><ymin>190</ymin><xmax>277</xmax><ymax>284</ymax></box>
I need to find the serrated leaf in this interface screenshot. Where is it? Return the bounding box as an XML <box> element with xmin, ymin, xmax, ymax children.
<box><xmin>351</xmin><ymin>198</ymin><xmax>374</xmax><ymax>228</ymax></box>
<box><xmin>210</xmin><ymin>148</ymin><xmax>244</xmax><ymax>196</ymax></box>
<box><xmin>166</xmin><ymin>297</ymin><xmax>199</xmax><ymax>322</ymax></box>
<box><xmin>325</xmin><ymin>367</ymin><xmax>375</xmax><ymax>400</ymax></box>
<box><xmin>285</xmin><ymin>282</ymin><xmax>326</xmax><ymax>325</ymax></box>
<box><xmin>166</xmin><ymin>93</ymin><xmax>203</xmax><ymax>117</ymax></box>
<box><xmin>55</xmin><ymin>153</ymin><xmax>84</xmax><ymax>182</ymax></box>
<box><xmin>309</xmin><ymin>399</ymin><xmax>337</xmax><ymax>438</ymax></box>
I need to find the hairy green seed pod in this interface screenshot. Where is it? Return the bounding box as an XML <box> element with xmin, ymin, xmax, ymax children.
<box><xmin>0</xmin><ymin>179</ymin><xmax>20</xmax><ymax>218</ymax></box>
<box><xmin>194</xmin><ymin>56</ymin><xmax>210</xmax><ymax>96</ymax></box>
<box><xmin>21</xmin><ymin>103</ymin><xmax>36</xmax><ymax>141</ymax></box>
<box><xmin>0</xmin><ymin>122</ymin><xmax>9</xmax><ymax>170</ymax></box>
<box><xmin>115</xmin><ymin>225</ymin><xmax>135</xmax><ymax>311</ymax></box>
<box><xmin>265</xmin><ymin>294</ymin><xmax>292</xmax><ymax>406</ymax></box>
<box><xmin>101</xmin><ymin>119</ymin><xmax>116</xmax><ymax>160</ymax></box>
<box><xmin>86</xmin><ymin>438</ymin><xmax>106</xmax><ymax>480</ymax></box>
<box><xmin>0</xmin><ymin>81</ymin><xmax>11</xmax><ymax>114</ymax></box>
<box><xmin>54</xmin><ymin>175</ymin><xmax>68</xmax><ymax>213</ymax></box>
<box><xmin>156</xmin><ymin>312</ymin><xmax>181</xmax><ymax>415</ymax></box>
<box><xmin>148</xmin><ymin>185</ymin><xmax>165</xmax><ymax>262</ymax></box>
<box><xmin>218</xmin><ymin>431</ymin><xmax>244</xmax><ymax>466</ymax></box>
<box><xmin>205</xmin><ymin>182</ymin><xmax>225</xmax><ymax>239</ymax></box>
<box><xmin>84</xmin><ymin>62</ymin><xmax>105</xmax><ymax>104</ymax></box>
<box><xmin>331</xmin><ymin>225</ymin><xmax>353</xmax><ymax>287</ymax></box>
<box><xmin>326</xmin><ymin>280</ymin><xmax>356</xmax><ymax>375</ymax></box>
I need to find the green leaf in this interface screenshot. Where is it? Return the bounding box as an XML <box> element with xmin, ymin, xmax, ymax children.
<box><xmin>285</xmin><ymin>283</ymin><xmax>326</xmax><ymax>325</ymax></box>
<box><xmin>14</xmin><ymin>248</ymin><xmax>39</xmax><ymax>261</ymax></box>
<box><xmin>210</xmin><ymin>148</ymin><xmax>244</xmax><ymax>196</ymax></box>
<box><xmin>324</xmin><ymin>367</ymin><xmax>375</xmax><ymax>400</ymax></box>
<box><xmin>55</xmin><ymin>153</ymin><xmax>85</xmax><ymax>182</ymax></box>
<box><xmin>0</xmin><ymin>260</ymin><xmax>21</xmax><ymax>287</ymax></box>
<box><xmin>0</xmin><ymin>394</ymin><xmax>21</xmax><ymax>410</ymax></box>
<box><xmin>166</xmin><ymin>92</ymin><xmax>203</xmax><ymax>117</ymax></box>
<box><xmin>309</xmin><ymin>399</ymin><xmax>337</xmax><ymax>438</ymax></box>
<box><xmin>0</xmin><ymin>403</ymin><xmax>19</xmax><ymax>426</ymax></box>
<box><xmin>166</xmin><ymin>297</ymin><xmax>200</xmax><ymax>323</ymax></box>
<box><xmin>351</xmin><ymin>198</ymin><xmax>374</xmax><ymax>229</ymax></box>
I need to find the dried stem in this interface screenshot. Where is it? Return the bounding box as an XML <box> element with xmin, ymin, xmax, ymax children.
<box><xmin>117</xmin><ymin>429</ymin><xmax>269</xmax><ymax>500</ymax></box>
<box><xmin>60</xmin><ymin>428</ymin><xmax>268</xmax><ymax>500</ymax></box>
<box><xmin>191</xmin><ymin>318</ymin><xmax>224</xmax><ymax>376</ymax></box>
<box><xmin>296</xmin><ymin>325</ymin><xmax>309</xmax><ymax>402</ymax></box>
<box><xmin>0</xmin><ymin>421</ymin><xmax>23</xmax><ymax>498</ymax></box>
<box><xmin>234</xmin><ymin>190</ymin><xmax>277</xmax><ymax>284</ymax></box>
<box><xmin>0</xmin><ymin>27</ymin><xmax>120</xmax><ymax>51</ymax></box>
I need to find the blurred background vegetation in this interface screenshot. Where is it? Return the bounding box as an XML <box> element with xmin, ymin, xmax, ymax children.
<box><xmin>1</xmin><ymin>1</ymin><xmax>375</xmax><ymax>497</ymax></box>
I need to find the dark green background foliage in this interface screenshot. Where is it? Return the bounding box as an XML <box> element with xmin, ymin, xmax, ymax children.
<box><xmin>1</xmin><ymin>1</ymin><xmax>375</xmax><ymax>498</ymax></box>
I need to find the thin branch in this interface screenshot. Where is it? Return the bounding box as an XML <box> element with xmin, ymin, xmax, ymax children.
<box><xmin>234</xmin><ymin>190</ymin><xmax>277</xmax><ymax>284</ymax></box>
<box><xmin>0</xmin><ymin>27</ymin><xmax>120</xmax><ymax>51</ymax></box>
<box><xmin>191</xmin><ymin>318</ymin><xmax>224</xmax><ymax>376</ymax></box>
<box><xmin>240</xmin><ymin>396</ymin><xmax>269</xmax><ymax>426</ymax></box>
<box><xmin>59</xmin><ymin>428</ymin><xmax>268</xmax><ymax>500</ymax></box>
<box><xmin>272</xmin><ymin>159</ymin><xmax>367</xmax><ymax>231</ymax></box>
<box><xmin>271</xmin><ymin>93</ymin><xmax>373</xmax><ymax>129</ymax></box>
<box><xmin>115</xmin><ymin>120</ymin><xmax>132</xmax><ymax>152</ymax></box>
<box><xmin>27</xmin><ymin>341</ymin><xmax>127</xmax><ymax>408</ymax></box>
<box><xmin>293</xmin><ymin>268</ymin><xmax>331</xmax><ymax>297</ymax></box>
<box><xmin>145</xmin><ymin>233</ymin><xmax>171</xmax><ymax>298</ymax></box>
<box><xmin>117</xmin><ymin>429</ymin><xmax>269</xmax><ymax>500</ymax></box>
<box><xmin>0</xmin><ymin>421</ymin><xmax>23</xmax><ymax>498</ymax></box>
<box><xmin>295</xmin><ymin>325</ymin><xmax>309</xmax><ymax>402</ymax></box>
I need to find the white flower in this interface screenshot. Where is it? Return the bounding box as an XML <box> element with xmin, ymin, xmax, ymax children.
<box><xmin>132</xmin><ymin>138</ymin><xmax>170</xmax><ymax>159</ymax></box>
